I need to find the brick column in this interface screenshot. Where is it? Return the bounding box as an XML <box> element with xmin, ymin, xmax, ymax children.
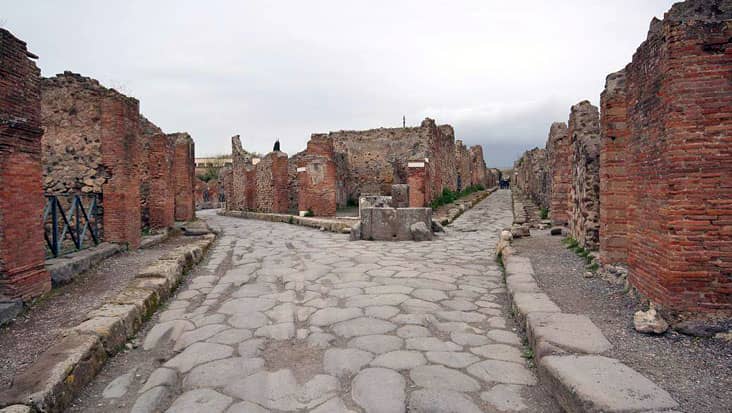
<box><xmin>407</xmin><ymin>159</ymin><xmax>429</xmax><ymax>207</ymax></box>
<box><xmin>599</xmin><ymin>70</ymin><xmax>630</xmax><ymax>265</ymax></box>
<box><xmin>99</xmin><ymin>92</ymin><xmax>142</xmax><ymax>249</ymax></box>
<box><xmin>298</xmin><ymin>135</ymin><xmax>337</xmax><ymax>216</ymax></box>
<box><xmin>0</xmin><ymin>29</ymin><xmax>50</xmax><ymax>300</ymax></box>
<box><xmin>546</xmin><ymin>122</ymin><xmax>570</xmax><ymax>226</ymax></box>
<box><xmin>172</xmin><ymin>133</ymin><xmax>195</xmax><ymax>221</ymax></box>
<box><xmin>244</xmin><ymin>165</ymin><xmax>256</xmax><ymax>211</ymax></box>
<box><xmin>147</xmin><ymin>133</ymin><xmax>175</xmax><ymax>229</ymax></box>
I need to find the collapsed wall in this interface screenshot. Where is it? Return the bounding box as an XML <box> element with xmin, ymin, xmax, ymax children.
<box><xmin>601</xmin><ymin>0</ymin><xmax>732</xmax><ymax>312</ymax></box>
<box><xmin>41</xmin><ymin>72</ymin><xmax>142</xmax><ymax>248</ymax></box>
<box><xmin>567</xmin><ymin>101</ymin><xmax>601</xmax><ymax>251</ymax></box>
<box><xmin>0</xmin><ymin>29</ymin><xmax>50</xmax><ymax>300</ymax></box>
<box><xmin>546</xmin><ymin>122</ymin><xmax>570</xmax><ymax>226</ymax></box>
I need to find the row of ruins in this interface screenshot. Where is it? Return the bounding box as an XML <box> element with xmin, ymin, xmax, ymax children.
<box><xmin>1</xmin><ymin>30</ymin><xmax>196</xmax><ymax>304</ymax></box>
<box><xmin>512</xmin><ymin>2</ymin><xmax>731</xmax><ymax>315</ymax></box>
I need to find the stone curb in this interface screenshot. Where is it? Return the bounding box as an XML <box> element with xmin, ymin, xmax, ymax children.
<box><xmin>0</xmin><ymin>233</ymin><xmax>217</xmax><ymax>413</ymax></box>
<box><xmin>218</xmin><ymin>210</ymin><xmax>354</xmax><ymax>234</ymax></box>
<box><xmin>46</xmin><ymin>243</ymin><xmax>126</xmax><ymax>287</ymax></box>
<box><xmin>499</xmin><ymin>249</ymin><xmax>680</xmax><ymax>412</ymax></box>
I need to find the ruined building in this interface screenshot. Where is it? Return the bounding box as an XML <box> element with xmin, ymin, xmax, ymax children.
<box><xmin>545</xmin><ymin>122</ymin><xmax>570</xmax><ymax>226</ymax></box>
<box><xmin>599</xmin><ymin>0</ymin><xmax>731</xmax><ymax>312</ymax></box>
<box><xmin>0</xmin><ymin>29</ymin><xmax>50</xmax><ymax>301</ymax></box>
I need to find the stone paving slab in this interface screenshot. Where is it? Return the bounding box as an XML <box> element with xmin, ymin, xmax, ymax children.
<box><xmin>526</xmin><ymin>312</ymin><xmax>612</xmax><ymax>356</ymax></box>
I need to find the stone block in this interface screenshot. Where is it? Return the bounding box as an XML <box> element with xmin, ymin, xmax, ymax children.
<box><xmin>360</xmin><ymin>207</ymin><xmax>432</xmax><ymax>241</ymax></box>
<box><xmin>526</xmin><ymin>312</ymin><xmax>611</xmax><ymax>357</ymax></box>
<box><xmin>391</xmin><ymin>184</ymin><xmax>409</xmax><ymax>208</ymax></box>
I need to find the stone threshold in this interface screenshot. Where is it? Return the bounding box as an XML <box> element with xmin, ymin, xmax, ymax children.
<box><xmin>218</xmin><ymin>210</ymin><xmax>355</xmax><ymax>234</ymax></box>
<box><xmin>0</xmin><ymin>233</ymin><xmax>216</xmax><ymax>413</ymax></box>
<box><xmin>498</xmin><ymin>244</ymin><xmax>680</xmax><ymax>412</ymax></box>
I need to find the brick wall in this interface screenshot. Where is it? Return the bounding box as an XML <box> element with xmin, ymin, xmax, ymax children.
<box><xmin>513</xmin><ymin>147</ymin><xmax>549</xmax><ymax>210</ymax></box>
<box><xmin>0</xmin><ymin>29</ymin><xmax>50</xmax><ymax>300</ymax></box>
<box><xmin>298</xmin><ymin>135</ymin><xmax>337</xmax><ymax>216</ymax></box>
<box><xmin>138</xmin><ymin>114</ymin><xmax>164</xmax><ymax>229</ymax></box>
<box><xmin>255</xmin><ymin>151</ymin><xmax>289</xmax><ymax>213</ymax></box>
<box><xmin>455</xmin><ymin>140</ymin><xmax>471</xmax><ymax>191</ymax></box>
<box><xmin>599</xmin><ymin>71</ymin><xmax>630</xmax><ymax>264</ymax></box>
<box><xmin>171</xmin><ymin>132</ymin><xmax>195</xmax><ymax>221</ymax></box>
<box><xmin>42</xmin><ymin>72</ymin><xmax>142</xmax><ymax>248</ymax></box>
<box><xmin>546</xmin><ymin>122</ymin><xmax>570</xmax><ymax>226</ymax></box>
<box><xmin>609</xmin><ymin>1</ymin><xmax>732</xmax><ymax>312</ymax></box>
<box><xmin>146</xmin><ymin>133</ymin><xmax>175</xmax><ymax>229</ymax></box>
<box><xmin>288</xmin><ymin>151</ymin><xmax>306</xmax><ymax>212</ymax></box>
<box><xmin>568</xmin><ymin>101</ymin><xmax>601</xmax><ymax>251</ymax></box>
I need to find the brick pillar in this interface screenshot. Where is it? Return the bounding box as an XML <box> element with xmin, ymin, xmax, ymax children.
<box><xmin>298</xmin><ymin>135</ymin><xmax>337</xmax><ymax>216</ymax></box>
<box><xmin>271</xmin><ymin>152</ymin><xmax>289</xmax><ymax>213</ymax></box>
<box><xmin>99</xmin><ymin>93</ymin><xmax>141</xmax><ymax>249</ymax></box>
<box><xmin>407</xmin><ymin>159</ymin><xmax>429</xmax><ymax>207</ymax></box>
<box><xmin>599</xmin><ymin>70</ymin><xmax>630</xmax><ymax>265</ymax></box>
<box><xmin>0</xmin><ymin>29</ymin><xmax>50</xmax><ymax>300</ymax></box>
<box><xmin>147</xmin><ymin>133</ymin><xmax>175</xmax><ymax>229</ymax></box>
<box><xmin>172</xmin><ymin>133</ymin><xmax>195</xmax><ymax>221</ymax></box>
<box><xmin>244</xmin><ymin>165</ymin><xmax>256</xmax><ymax>211</ymax></box>
<box><xmin>546</xmin><ymin>122</ymin><xmax>570</xmax><ymax>226</ymax></box>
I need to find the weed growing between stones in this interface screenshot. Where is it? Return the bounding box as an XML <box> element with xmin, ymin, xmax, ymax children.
<box><xmin>540</xmin><ymin>207</ymin><xmax>549</xmax><ymax>220</ymax></box>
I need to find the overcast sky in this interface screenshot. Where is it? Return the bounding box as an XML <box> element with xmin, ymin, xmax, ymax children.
<box><xmin>2</xmin><ymin>0</ymin><xmax>677</xmax><ymax>167</ymax></box>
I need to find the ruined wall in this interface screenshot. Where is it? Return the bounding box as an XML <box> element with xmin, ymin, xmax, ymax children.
<box><xmin>298</xmin><ymin>135</ymin><xmax>337</xmax><ymax>216</ymax></box>
<box><xmin>255</xmin><ymin>151</ymin><xmax>289</xmax><ymax>213</ymax></box>
<box><xmin>326</xmin><ymin>118</ymin><xmax>455</xmax><ymax>204</ymax></box>
<box><xmin>172</xmin><ymin>132</ymin><xmax>195</xmax><ymax>221</ymax></box>
<box><xmin>288</xmin><ymin>151</ymin><xmax>305</xmax><ymax>213</ymax></box>
<box><xmin>146</xmin><ymin>133</ymin><xmax>175</xmax><ymax>229</ymax></box>
<box><xmin>469</xmin><ymin>145</ymin><xmax>488</xmax><ymax>187</ymax></box>
<box><xmin>455</xmin><ymin>140</ymin><xmax>472</xmax><ymax>191</ymax></box>
<box><xmin>138</xmin><ymin>115</ymin><xmax>163</xmax><ymax>229</ymax></box>
<box><xmin>546</xmin><ymin>122</ymin><xmax>570</xmax><ymax>226</ymax></box>
<box><xmin>608</xmin><ymin>1</ymin><xmax>732</xmax><ymax>312</ymax></box>
<box><xmin>0</xmin><ymin>29</ymin><xmax>50</xmax><ymax>300</ymax></box>
<box><xmin>567</xmin><ymin>101</ymin><xmax>601</xmax><ymax>250</ymax></box>
<box><xmin>599</xmin><ymin>71</ymin><xmax>630</xmax><ymax>265</ymax></box>
<box><xmin>230</xmin><ymin>135</ymin><xmax>248</xmax><ymax>211</ymax></box>
<box><xmin>513</xmin><ymin>147</ymin><xmax>549</xmax><ymax>210</ymax></box>
<box><xmin>42</xmin><ymin>72</ymin><xmax>142</xmax><ymax>248</ymax></box>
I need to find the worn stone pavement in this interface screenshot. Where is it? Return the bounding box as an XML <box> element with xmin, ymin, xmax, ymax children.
<box><xmin>87</xmin><ymin>190</ymin><xmax>560</xmax><ymax>412</ymax></box>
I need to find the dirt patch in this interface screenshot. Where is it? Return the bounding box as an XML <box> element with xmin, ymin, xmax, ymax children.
<box><xmin>262</xmin><ymin>340</ymin><xmax>325</xmax><ymax>382</ymax></box>
<box><xmin>513</xmin><ymin>230</ymin><xmax>732</xmax><ymax>413</ymax></box>
<box><xmin>0</xmin><ymin>234</ymin><xmax>203</xmax><ymax>391</ymax></box>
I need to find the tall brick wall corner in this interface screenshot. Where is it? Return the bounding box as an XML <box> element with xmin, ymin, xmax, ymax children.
<box><xmin>0</xmin><ymin>29</ymin><xmax>50</xmax><ymax>300</ymax></box>
<box><xmin>567</xmin><ymin>101</ymin><xmax>601</xmax><ymax>251</ymax></box>
<box><xmin>172</xmin><ymin>132</ymin><xmax>195</xmax><ymax>221</ymax></box>
<box><xmin>298</xmin><ymin>135</ymin><xmax>337</xmax><ymax>216</ymax></box>
<box><xmin>546</xmin><ymin>122</ymin><xmax>570</xmax><ymax>226</ymax></box>
<box><xmin>147</xmin><ymin>133</ymin><xmax>175</xmax><ymax>229</ymax></box>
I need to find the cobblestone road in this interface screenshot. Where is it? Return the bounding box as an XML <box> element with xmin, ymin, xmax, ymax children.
<box><xmin>84</xmin><ymin>190</ymin><xmax>558</xmax><ymax>412</ymax></box>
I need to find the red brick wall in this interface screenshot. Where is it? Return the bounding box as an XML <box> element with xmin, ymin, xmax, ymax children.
<box><xmin>546</xmin><ymin>122</ymin><xmax>570</xmax><ymax>226</ymax></box>
<box><xmin>599</xmin><ymin>70</ymin><xmax>630</xmax><ymax>265</ymax></box>
<box><xmin>0</xmin><ymin>30</ymin><xmax>49</xmax><ymax>300</ymax></box>
<box><xmin>618</xmin><ymin>2</ymin><xmax>732</xmax><ymax>312</ymax></box>
<box><xmin>298</xmin><ymin>135</ymin><xmax>337</xmax><ymax>216</ymax></box>
<box><xmin>255</xmin><ymin>151</ymin><xmax>289</xmax><ymax>213</ymax></box>
<box><xmin>147</xmin><ymin>133</ymin><xmax>175</xmax><ymax>229</ymax></box>
<box><xmin>139</xmin><ymin>114</ymin><xmax>163</xmax><ymax>230</ymax></box>
<box><xmin>407</xmin><ymin>160</ymin><xmax>429</xmax><ymax>207</ymax></box>
<box><xmin>172</xmin><ymin>133</ymin><xmax>195</xmax><ymax>221</ymax></box>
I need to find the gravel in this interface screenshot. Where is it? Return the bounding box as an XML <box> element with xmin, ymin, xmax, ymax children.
<box><xmin>513</xmin><ymin>230</ymin><xmax>732</xmax><ymax>413</ymax></box>
<box><xmin>0</xmin><ymin>235</ymin><xmax>203</xmax><ymax>391</ymax></box>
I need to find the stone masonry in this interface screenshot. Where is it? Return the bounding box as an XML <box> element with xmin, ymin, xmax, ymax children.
<box><xmin>146</xmin><ymin>133</ymin><xmax>175</xmax><ymax>229</ymax></box>
<box><xmin>0</xmin><ymin>29</ymin><xmax>50</xmax><ymax>300</ymax></box>
<box><xmin>512</xmin><ymin>147</ymin><xmax>549</xmax><ymax>210</ymax></box>
<box><xmin>172</xmin><ymin>132</ymin><xmax>195</xmax><ymax>222</ymax></box>
<box><xmin>567</xmin><ymin>101</ymin><xmax>601</xmax><ymax>251</ymax></box>
<box><xmin>42</xmin><ymin>72</ymin><xmax>142</xmax><ymax>248</ymax></box>
<box><xmin>455</xmin><ymin>140</ymin><xmax>471</xmax><ymax>191</ymax></box>
<box><xmin>298</xmin><ymin>135</ymin><xmax>337</xmax><ymax>216</ymax></box>
<box><xmin>545</xmin><ymin>122</ymin><xmax>570</xmax><ymax>226</ymax></box>
<box><xmin>601</xmin><ymin>0</ymin><xmax>732</xmax><ymax>312</ymax></box>
<box><xmin>469</xmin><ymin>145</ymin><xmax>488</xmax><ymax>188</ymax></box>
<box><xmin>139</xmin><ymin>115</ymin><xmax>164</xmax><ymax>230</ymax></box>
<box><xmin>255</xmin><ymin>150</ymin><xmax>289</xmax><ymax>214</ymax></box>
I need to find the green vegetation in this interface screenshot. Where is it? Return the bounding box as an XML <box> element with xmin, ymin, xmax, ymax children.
<box><xmin>196</xmin><ymin>163</ymin><xmax>221</xmax><ymax>182</ymax></box>
<box><xmin>429</xmin><ymin>184</ymin><xmax>485</xmax><ymax>209</ymax></box>
<box><xmin>304</xmin><ymin>209</ymin><xmax>315</xmax><ymax>217</ymax></box>
<box><xmin>564</xmin><ymin>237</ymin><xmax>597</xmax><ymax>267</ymax></box>
<box><xmin>540</xmin><ymin>207</ymin><xmax>549</xmax><ymax>220</ymax></box>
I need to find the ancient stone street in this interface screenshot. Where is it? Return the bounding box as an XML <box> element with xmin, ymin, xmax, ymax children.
<box><xmin>85</xmin><ymin>190</ymin><xmax>554</xmax><ymax>412</ymax></box>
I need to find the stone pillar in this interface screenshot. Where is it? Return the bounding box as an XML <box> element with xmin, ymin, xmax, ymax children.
<box><xmin>567</xmin><ymin>101</ymin><xmax>601</xmax><ymax>250</ymax></box>
<box><xmin>230</xmin><ymin>135</ymin><xmax>248</xmax><ymax>211</ymax></box>
<box><xmin>469</xmin><ymin>145</ymin><xmax>488</xmax><ymax>188</ymax></box>
<box><xmin>407</xmin><ymin>159</ymin><xmax>429</xmax><ymax>207</ymax></box>
<box><xmin>298</xmin><ymin>135</ymin><xmax>337</xmax><ymax>216</ymax></box>
<box><xmin>0</xmin><ymin>29</ymin><xmax>50</xmax><ymax>300</ymax></box>
<box><xmin>546</xmin><ymin>122</ymin><xmax>570</xmax><ymax>226</ymax></box>
<box><xmin>255</xmin><ymin>151</ymin><xmax>289</xmax><ymax>213</ymax></box>
<box><xmin>391</xmin><ymin>184</ymin><xmax>410</xmax><ymax>208</ymax></box>
<box><xmin>147</xmin><ymin>133</ymin><xmax>175</xmax><ymax>229</ymax></box>
<box><xmin>599</xmin><ymin>70</ymin><xmax>630</xmax><ymax>265</ymax></box>
<box><xmin>172</xmin><ymin>133</ymin><xmax>195</xmax><ymax>221</ymax></box>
